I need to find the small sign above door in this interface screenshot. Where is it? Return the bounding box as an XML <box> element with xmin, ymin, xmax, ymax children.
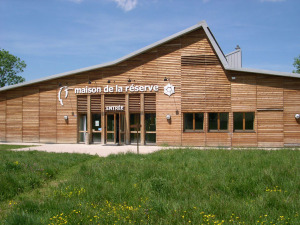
<box><xmin>105</xmin><ymin>105</ymin><xmax>124</xmax><ymax>111</ymax></box>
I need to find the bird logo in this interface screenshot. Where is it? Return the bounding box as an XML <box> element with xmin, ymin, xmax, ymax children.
<box><xmin>58</xmin><ymin>86</ymin><xmax>73</xmax><ymax>106</ymax></box>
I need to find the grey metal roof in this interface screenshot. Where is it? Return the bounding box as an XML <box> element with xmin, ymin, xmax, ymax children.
<box><xmin>0</xmin><ymin>20</ymin><xmax>299</xmax><ymax>92</ymax></box>
<box><xmin>226</xmin><ymin>49</ymin><xmax>242</xmax><ymax>68</ymax></box>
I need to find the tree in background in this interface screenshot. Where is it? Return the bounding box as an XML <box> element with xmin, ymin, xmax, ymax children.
<box><xmin>0</xmin><ymin>48</ymin><xmax>26</xmax><ymax>87</ymax></box>
<box><xmin>293</xmin><ymin>55</ymin><xmax>300</xmax><ymax>74</ymax></box>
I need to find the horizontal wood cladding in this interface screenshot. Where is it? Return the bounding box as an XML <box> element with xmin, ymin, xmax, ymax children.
<box><xmin>91</xmin><ymin>95</ymin><xmax>101</xmax><ymax>113</ymax></box>
<box><xmin>1</xmin><ymin>26</ymin><xmax>300</xmax><ymax>147</ymax></box>
<box><xmin>232</xmin><ymin>133</ymin><xmax>257</xmax><ymax>147</ymax></box>
<box><xmin>22</xmin><ymin>88</ymin><xmax>39</xmax><ymax>142</ymax></box>
<box><xmin>257</xmin><ymin>75</ymin><xmax>283</xmax><ymax>109</ymax></box>
<box><xmin>144</xmin><ymin>94</ymin><xmax>156</xmax><ymax>112</ymax></box>
<box><xmin>57</xmin><ymin>79</ymin><xmax>77</xmax><ymax>143</ymax></box>
<box><xmin>156</xmin><ymin>45</ymin><xmax>182</xmax><ymax>146</ymax></box>
<box><xmin>257</xmin><ymin>111</ymin><xmax>284</xmax><ymax>147</ymax></box>
<box><xmin>0</xmin><ymin>94</ymin><xmax>6</xmax><ymax>141</ymax></box>
<box><xmin>39</xmin><ymin>84</ymin><xmax>57</xmax><ymax>143</ymax></box>
<box><xmin>230</xmin><ymin>73</ymin><xmax>257</xmax><ymax>111</ymax></box>
<box><xmin>105</xmin><ymin>94</ymin><xmax>125</xmax><ymax>107</ymax></box>
<box><xmin>181</xmin><ymin>66</ymin><xmax>230</xmax><ymax>111</ymax></box>
<box><xmin>77</xmin><ymin>95</ymin><xmax>87</xmax><ymax>113</ymax></box>
<box><xmin>6</xmin><ymin>90</ymin><xmax>23</xmax><ymax>142</ymax></box>
<box><xmin>182</xmin><ymin>132</ymin><xmax>205</xmax><ymax>146</ymax></box>
<box><xmin>129</xmin><ymin>94</ymin><xmax>140</xmax><ymax>112</ymax></box>
<box><xmin>283</xmin><ymin>78</ymin><xmax>300</xmax><ymax>145</ymax></box>
<box><xmin>181</xmin><ymin>55</ymin><xmax>219</xmax><ymax>66</ymax></box>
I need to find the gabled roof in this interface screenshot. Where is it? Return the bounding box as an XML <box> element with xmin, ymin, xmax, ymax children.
<box><xmin>0</xmin><ymin>20</ymin><xmax>299</xmax><ymax>92</ymax></box>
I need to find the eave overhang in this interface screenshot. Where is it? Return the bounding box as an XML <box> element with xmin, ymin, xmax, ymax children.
<box><xmin>0</xmin><ymin>20</ymin><xmax>299</xmax><ymax>93</ymax></box>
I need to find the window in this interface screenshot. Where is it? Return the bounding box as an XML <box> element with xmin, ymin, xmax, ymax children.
<box><xmin>234</xmin><ymin>112</ymin><xmax>255</xmax><ymax>131</ymax></box>
<box><xmin>130</xmin><ymin>113</ymin><xmax>140</xmax><ymax>143</ymax></box>
<box><xmin>183</xmin><ymin>113</ymin><xmax>204</xmax><ymax>132</ymax></box>
<box><xmin>145</xmin><ymin>113</ymin><xmax>156</xmax><ymax>144</ymax></box>
<box><xmin>208</xmin><ymin>112</ymin><xmax>229</xmax><ymax>131</ymax></box>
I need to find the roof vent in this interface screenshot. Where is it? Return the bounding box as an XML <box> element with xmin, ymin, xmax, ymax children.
<box><xmin>225</xmin><ymin>46</ymin><xmax>242</xmax><ymax>68</ymax></box>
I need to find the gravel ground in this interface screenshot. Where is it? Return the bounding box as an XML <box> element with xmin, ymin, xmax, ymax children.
<box><xmin>1</xmin><ymin>143</ymin><xmax>298</xmax><ymax>157</ymax></box>
<box><xmin>1</xmin><ymin>143</ymin><xmax>164</xmax><ymax>157</ymax></box>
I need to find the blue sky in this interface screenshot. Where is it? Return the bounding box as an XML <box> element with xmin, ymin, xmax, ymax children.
<box><xmin>0</xmin><ymin>0</ymin><xmax>299</xmax><ymax>82</ymax></box>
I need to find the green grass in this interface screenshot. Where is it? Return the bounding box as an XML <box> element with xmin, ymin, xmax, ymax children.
<box><xmin>0</xmin><ymin>144</ymin><xmax>33</xmax><ymax>151</ymax></box>
<box><xmin>0</xmin><ymin>148</ymin><xmax>299</xmax><ymax>224</ymax></box>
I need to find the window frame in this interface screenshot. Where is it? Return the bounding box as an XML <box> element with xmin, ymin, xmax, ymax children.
<box><xmin>233</xmin><ymin>112</ymin><xmax>255</xmax><ymax>132</ymax></box>
<box><xmin>145</xmin><ymin>113</ymin><xmax>156</xmax><ymax>144</ymax></box>
<box><xmin>208</xmin><ymin>112</ymin><xmax>229</xmax><ymax>132</ymax></box>
<box><xmin>183</xmin><ymin>112</ymin><xmax>204</xmax><ymax>132</ymax></box>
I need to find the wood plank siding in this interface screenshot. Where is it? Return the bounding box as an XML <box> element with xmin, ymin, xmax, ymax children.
<box><xmin>0</xmin><ymin>27</ymin><xmax>300</xmax><ymax>147</ymax></box>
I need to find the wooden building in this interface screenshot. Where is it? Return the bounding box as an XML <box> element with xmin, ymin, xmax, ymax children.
<box><xmin>1</xmin><ymin>21</ymin><xmax>300</xmax><ymax>147</ymax></box>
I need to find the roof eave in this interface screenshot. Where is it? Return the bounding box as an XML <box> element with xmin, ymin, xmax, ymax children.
<box><xmin>227</xmin><ymin>67</ymin><xmax>300</xmax><ymax>78</ymax></box>
<box><xmin>0</xmin><ymin>21</ymin><xmax>207</xmax><ymax>92</ymax></box>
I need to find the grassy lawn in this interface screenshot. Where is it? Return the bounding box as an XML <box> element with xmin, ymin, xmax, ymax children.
<box><xmin>0</xmin><ymin>144</ymin><xmax>34</xmax><ymax>151</ymax></box>
<box><xmin>0</xmin><ymin>148</ymin><xmax>299</xmax><ymax>224</ymax></box>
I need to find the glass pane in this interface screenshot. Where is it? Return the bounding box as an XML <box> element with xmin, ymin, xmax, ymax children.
<box><xmin>130</xmin><ymin>133</ymin><xmax>141</xmax><ymax>143</ymax></box>
<box><xmin>120</xmin><ymin>114</ymin><xmax>125</xmax><ymax>132</ymax></box>
<box><xmin>195</xmin><ymin>113</ymin><xmax>204</xmax><ymax>130</ymax></box>
<box><xmin>92</xmin><ymin>114</ymin><xmax>101</xmax><ymax>131</ymax></box>
<box><xmin>146</xmin><ymin>133</ymin><xmax>156</xmax><ymax>144</ymax></box>
<box><xmin>245</xmin><ymin>112</ymin><xmax>254</xmax><ymax>130</ymax></box>
<box><xmin>209</xmin><ymin>113</ymin><xmax>218</xmax><ymax>130</ymax></box>
<box><xmin>107</xmin><ymin>114</ymin><xmax>114</xmax><ymax>131</ymax></box>
<box><xmin>145</xmin><ymin>113</ymin><xmax>156</xmax><ymax>131</ymax></box>
<box><xmin>184</xmin><ymin>113</ymin><xmax>194</xmax><ymax>131</ymax></box>
<box><xmin>79</xmin><ymin>132</ymin><xmax>86</xmax><ymax>142</ymax></box>
<box><xmin>130</xmin><ymin>113</ymin><xmax>140</xmax><ymax>131</ymax></box>
<box><xmin>234</xmin><ymin>112</ymin><xmax>243</xmax><ymax>131</ymax></box>
<box><xmin>79</xmin><ymin>114</ymin><xmax>87</xmax><ymax>131</ymax></box>
<box><xmin>120</xmin><ymin>133</ymin><xmax>125</xmax><ymax>144</ymax></box>
<box><xmin>107</xmin><ymin>133</ymin><xmax>114</xmax><ymax>143</ymax></box>
<box><xmin>92</xmin><ymin>133</ymin><xmax>101</xmax><ymax>143</ymax></box>
<box><xmin>220</xmin><ymin>113</ymin><xmax>228</xmax><ymax>130</ymax></box>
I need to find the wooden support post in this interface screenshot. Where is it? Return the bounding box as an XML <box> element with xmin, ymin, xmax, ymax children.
<box><xmin>140</xmin><ymin>93</ymin><xmax>145</xmax><ymax>145</ymax></box>
<box><xmin>125</xmin><ymin>94</ymin><xmax>130</xmax><ymax>145</ymax></box>
<box><xmin>87</xmin><ymin>95</ymin><xmax>92</xmax><ymax>144</ymax></box>
<box><xmin>101</xmin><ymin>94</ymin><xmax>105</xmax><ymax>144</ymax></box>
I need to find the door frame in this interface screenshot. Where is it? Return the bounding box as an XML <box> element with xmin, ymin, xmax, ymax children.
<box><xmin>106</xmin><ymin>112</ymin><xmax>125</xmax><ymax>145</ymax></box>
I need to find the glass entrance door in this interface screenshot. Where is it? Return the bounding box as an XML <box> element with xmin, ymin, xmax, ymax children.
<box><xmin>106</xmin><ymin>113</ymin><xmax>125</xmax><ymax>145</ymax></box>
<box><xmin>78</xmin><ymin>114</ymin><xmax>87</xmax><ymax>142</ymax></box>
<box><xmin>92</xmin><ymin>114</ymin><xmax>101</xmax><ymax>143</ymax></box>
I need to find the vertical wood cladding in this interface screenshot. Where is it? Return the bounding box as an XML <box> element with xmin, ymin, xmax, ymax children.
<box><xmin>22</xmin><ymin>87</ymin><xmax>39</xmax><ymax>142</ymax></box>
<box><xmin>39</xmin><ymin>83</ymin><xmax>57</xmax><ymax>143</ymax></box>
<box><xmin>0</xmin><ymin>94</ymin><xmax>6</xmax><ymax>141</ymax></box>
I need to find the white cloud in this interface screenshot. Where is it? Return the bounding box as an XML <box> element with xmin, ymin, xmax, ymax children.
<box><xmin>111</xmin><ymin>0</ymin><xmax>138</xmax><ymax>11</ymax></box>
<box><xmin>260</xmin><ymin>0</ymin><xmax>286</xmax><ymax>2</ymax></box>
<box><xmin>66</xmin><ymin>0</ymin><xmax>84</xmax><ymax>3</ymax></box>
